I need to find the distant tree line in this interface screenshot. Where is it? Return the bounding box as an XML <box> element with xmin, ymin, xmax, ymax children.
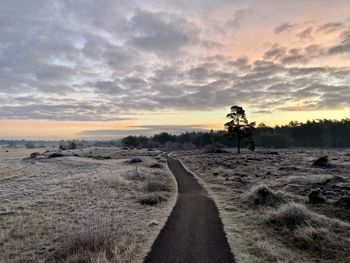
<box><xmin>254</xmin><ymin>119</ymin><xmax>350</xmax><ymax>148</ymax></box>
<box><xmin>121</xmin><ymin>119</ymin><xmax>350</xmax><ymax>149</ymax></box>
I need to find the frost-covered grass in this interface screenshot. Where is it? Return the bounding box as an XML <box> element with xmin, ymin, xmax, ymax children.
<box><xmin>0</xmin><ymin>147</ymin><xmax>176</xmax><ymax>263</ymax></box>
<box><xmin>174</xmin><ymin>148</ymin><xmax>350</xmax><ymax>263</ymax></box>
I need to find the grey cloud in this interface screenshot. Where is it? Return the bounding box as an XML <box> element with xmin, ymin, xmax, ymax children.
<box><xmin>263</xmin><ymin>44</ymin><xmax>326</xmax><ymax>65</ymax></box>
<box><xmin>0</xmin><ymin>0</ymin><xmax>349</xmax><ymax>122</ymax></box>
<box><xmin>122</xmin><ymin>77</ymin><xmax>148</xmax><ymax>90</ymax></box>
<box><xmin>274</xmin><ymin>23</ymin><xmax>296</xmax><ymax>34</ymax></box>
<box><xmin>328</xmin><ymin>30</ymin><xmax>350</xmax><ymax>54</ymax></box>
<box><xmin>94</xmin><ymin>80</ymin><xmax>123</xmax><ymax>95</ymax></box>
<box><xmin>317</xmin><ymin>22</ymin><xmax>344</xmax><ymax>34</ymax></box>
<box><xmin>0</xmin><ymin>103</ymin><xmax>127</xmax><ymax>121</ymax></box>
<box><xmin>264</xmin><ymin>45</ymin><xmax>287</xmax><ymax>60</ymax></box>
<box><xmin>227</xmin><ymin>57</ymin><xmax>251</xmax><ymax>71</ymax></box>
<box><xmin>297</xmin><ymin>27</ymin><xmax>313</xmax><ymax>41</ymax></box>
<box><xmin>128</xmin><ymin>9</ymin><xmax>199</xmax><ymax>53</ymax></box>
<box><xmin>226</xmin><ymin>9</ymin><xmax>254</xmax><ymax>29</ymax></box>
<box><xmin>35</xmin><ymin>65</ymin><xmax>76</xmax><ymax>82</ymax></box>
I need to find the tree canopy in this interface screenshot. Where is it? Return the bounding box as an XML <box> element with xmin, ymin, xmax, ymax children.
<box><xmin>225</xmin><ymin>106</ymin><xmax>255</xmax><ymax>153</ymax></box>
<box><xmin>120</xmin><ymin>118</ymin><xmax>350</xmax><ymax>149</ymax></box>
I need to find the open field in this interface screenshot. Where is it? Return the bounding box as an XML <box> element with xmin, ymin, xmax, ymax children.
<box><xmin>0</xmin><ymin>147</ymin><xmax>176</xmax><ymax>263</ymax></box>
<box><xmin>173</xmin><ymin>148</ymin><xmax>350</xmax><ymax>263</ymax></box>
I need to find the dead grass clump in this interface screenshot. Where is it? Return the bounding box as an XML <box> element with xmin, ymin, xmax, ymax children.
<box><xmin>56</xmin><ymin>220</ymin><xmax>135</xmax><ymax>263</ymax></box>
<box><xmin>126</xmin><ymin>158</ymin><xmax>142</xmax><ymax>164</ymax></box>
<box><xmin>100</xmin><ymin>174</ymin><xmax>127</xmax><ymax>188</ymax></box>
<box><xmin>29</xmin><ymin>152</ymin><xmax>41</xmax><ymax>159</ymax></box>
<box><xmin>246</xmin><ymin>184</ymin><xmax>284</xmax><ymax>207</ymax></box>
<box><xmin>265</xmin><ymin>203</ymin><xmax>350</xmax><ymax>260</ymax></box>
<box><xmin>266</xmin><ymin>203</ymin><xmax>323</xmax><ymax>230</ymax></box>
<box><xmin>139</xmin><ymin>192</ymin><xmax>167</xmax><ymax>206</ymax></box>
<box><xmin>255</xmin><ymin>239</ymin><xmax>298</xmax><ymax>263</ymax></box>
<box><xmin>149</xmin><ymin>163</ymin><xmax>163</xmax><ymax>169</ymax></box>
<box><xmin>126</xmin><ymin>166</ymin><xmax>145</xmax><ymax>181</ymax></box>
<box><xmin>308</xmin><ymin>188</ymin><xmax>327</xmax><ymax>204</ymax></box>
<box><xmin>7</xmin><ymin>218</ymin><xmax>38</xmax><ymax>241</ymax></box>
<box><xmin>48</xmin><ymin>152</ymin><xmax>64</xmax><ymax>159</ymax></box>
<box><xmin>145</xmin><ymin>179</ymin><xmax>171</xmax><ymax>193</ymax></box>
<box><xmin>335</xmin><ymin>196</ymin><xmax>350</xmax><ymax>209</ymax></box>
<box><xmin>312</xmin><ymin>156</ymin><xmax>332</xmax><ymax>168</ymax></box>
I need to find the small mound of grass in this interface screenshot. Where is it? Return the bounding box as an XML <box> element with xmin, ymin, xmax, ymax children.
<box><xmin>29</xmin><ymin>152</ymin><xmax>41</xmax><ymax>159</ymax></box>
<box><xmin>55</xmin><ymin>220</ymin><xmax>135</xmax><ymax>262</ymax></box>
<box><xmin>150</xmin><ymin>163</ymin><xmax>163</xmax><ymax>169</ymax></box>
<box><xmin>126</xmin><ymin>166</ymin><xmax>145</xmax><ymax>181</ymax></box>
<box><xmin>139</xmin><ymin>192</ymin><xmax>167</xmax><ymax>206</ymax></box>
<box><xmin>335</xmin><ymin>196</ymin><xmax>350</xmax><ymax>209</ymax></box>
<box><xmin>48</xmin><ymin>153</ymin><xmax>64</xmax><ymax>159</ymax></box>
<box><xmin>265</xmin><ymin>203</ymin><xmax>350</xmax><ymax>260</ymax></box>
<box><xmin>308</xmin><ymin>188</ymin><xmax>327</xmax><ymax>204</ymax></box>
<box><xmin>126</xmin><ymin>158</ymin><xmax>142</xmax><ymax>164</ymax></box>
<box><xmin>246</xmin><ymin>184</ymin><xmax>284</xmax><ymax>207</ymax></box>
<box><xmin>145</xmin><ymin>179</ymin><xmax>171</xmax><ymax>193</ymax></box>
<box><xmin>266</xmin><ymin>203</ymin><xmax>321</xmax><ymax>230</ymax></box>
<box><xmin>99</xmin><ymin>174</ymin><xmax>127</xmax><ymax>188</ymax></box>
<box><xmin>312</xmin><ymin>156</ymin><xmax>333</xmax><ymax>168</ymax></box>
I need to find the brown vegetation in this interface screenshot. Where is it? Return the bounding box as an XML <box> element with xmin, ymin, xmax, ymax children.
<box><xmin>0</xmin><ymin>147</ymin><xmax>176</xmax><ymax>263</ymax></box>
<box><xmin>174</xmin><ymin>148</ymin><xmax>350</xmax><ymax>262</ymax></box>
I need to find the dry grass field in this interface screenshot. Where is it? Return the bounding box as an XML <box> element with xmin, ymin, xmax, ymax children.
<box><xmin>173</xmin><ymin>148</ymin><xmax>350</xmax><ymax>263</ymax></box>
<box><xmin>0</xmin><ymin>147</ymin><xmax>176</xmax><ymax>263</ymax></box>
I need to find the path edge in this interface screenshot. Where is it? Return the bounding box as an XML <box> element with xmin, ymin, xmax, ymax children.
<box><xmin>141</xmin><ymin>153</ymin><xmax>179</xmax><ymax>263</ymax></box>
<box><xmin>169</xmin><ymin>152</ymin><xmax>261</xmax><ymax>263</ymax></box>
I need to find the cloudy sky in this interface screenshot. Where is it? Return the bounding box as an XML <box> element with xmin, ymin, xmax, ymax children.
<box><xmin>1</xmin><ymin>0</ymin><xmax>350</xmax><ymax>139</ymax></box>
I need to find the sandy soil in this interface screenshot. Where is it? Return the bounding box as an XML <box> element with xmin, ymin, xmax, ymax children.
<box><xmin>173</xmin><ymin>148</ymin><xmax>350</xmax><ymax>263</ymax></box>
<box><xmin>0</xmin><ymin>147</ymin><xmax>176</xmax><ymax>263</ymax></box>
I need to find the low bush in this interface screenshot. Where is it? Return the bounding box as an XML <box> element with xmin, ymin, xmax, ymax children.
<box><xmin>100</xmin><ymin>174</ymin><xmax>127</xmax><ymax>188</ymax></box>
<box><xmin>29</xmin><ymin>152</ymin><xmax>41</xmax><ymax>159</ymax></box>
<box><xmin>55</xmin><ymin>219</ymin><xmax>135</xmax><ymax>262</ymax></box>
<box><xmin>127</xmin><ymin>158</ymin><xmax>142</xmax><ymax>164</ymax></box>
<box><xmin>308</xmin><ymin>188</ymin><xmax>327</xmax><ymax>204</ymax></box>
<box><xmin>150</xmin><ymin>163</ymin><xmax>163</xmax><ymax>169</ymax></box>
<box><xmin>312</xmin><ymin>156</ymin><xmax>332</xmax><ymax>168</ymax></box>
<box><xmin>266</xmin><ymin>203</ymin><xmax>322</xmax><ymax>230</ymax></box>
<box><xmin>48</xmin><ymin>153</ymin><xmax>64</xmax><ymax>159</ymax></box>
<box><xmin>126</xmin><ymin>166</ymin><xmax>145</xmax><ymax>181</ymax></box>
<box><xmin>145</xmin><ymin>179</ymin><xmax>171</xmax><ymax>193</ymax></box>
<box><xmin>246</xmin><ymin>184</ymin><xmax>284</xmax><ymax>207</ymax></box>
<box><xmin>139</xmin><ymin>192</ymin><xmax>167</xmax><ymax>206</ymax></box>
<box><xmin>265</xmin><ymin>202</ymin><xmax>350</xmax><ymax>259</ymax></box>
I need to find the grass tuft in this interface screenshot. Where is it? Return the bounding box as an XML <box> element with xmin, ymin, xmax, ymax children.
<box><xmin>246</xmin><ymin>184</ymin><xmax>284</xmax><ymax>207</ymax></box>
<box><xmin>139</xmin><ymin>192</ymin><xmax>167</xmax><ymax>206</ymax></box>
<box><xmin>55</xmin><ymin>218</ymin><xmax>135</xmax><ymax>263</ymax></box>
<box><xmin>265</xmin><ymin>202</ymin><xmax>350</xmax><ymax>260</ymax></box>
<box><xmin>308</xmin><ymin>188</ymin><xmax>327</xmax><ymax>204</ymax></box>
<box><xmin>145</xmin><ymin>179</ymin><xmax>171</xmax><ymax>193</ymax></box>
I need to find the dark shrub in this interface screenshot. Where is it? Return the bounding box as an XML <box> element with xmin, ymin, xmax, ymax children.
<box><xmin>312</xmin><ymin>156</ymin><xmax>332</xmax><ymax>168</ymax></box>
<box><xmin>30</xmin><ymin>152</ymin><xmax>40</xmax><ymax>159</ymax></box>
<box><xmin>127</xmin><ymin>158</ymin><xmax>142</xmax><ymax>164</ymax></box>
<box><xmin>48</xmin><ymin>153</ymin><xmax>64</xmax><ymax>158</ymax></box>
<box><xmin>150</xmin><ymin>163</ymin><xmax>162</xmax><ymax>169</ymax></box>
<box><xmin>139</xmin><ymin>192</ymin><xmax>167</xmax><ymax>206</ymax></box>
<box><xmin>309</xmin><ymin>188</ymin><xmax>327</xmax><ymax>204</ymax></box>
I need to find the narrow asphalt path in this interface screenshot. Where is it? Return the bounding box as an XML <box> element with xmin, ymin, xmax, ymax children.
<box><xmin>144</xmin><ymin>155</ymin><xmax>235</xmax><ymax>263</ymax></box>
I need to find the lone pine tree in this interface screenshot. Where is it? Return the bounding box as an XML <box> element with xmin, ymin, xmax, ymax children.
<box><xmin>225</xmin><ymin>105</ymin><xmax>255</xmax><ymax>154</ymax></box>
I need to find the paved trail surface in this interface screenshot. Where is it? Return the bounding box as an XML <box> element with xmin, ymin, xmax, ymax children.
<box><xmin>144</xmin><ymin>155</ymin><xmax>235</xmax><ymax>263</ymax></box>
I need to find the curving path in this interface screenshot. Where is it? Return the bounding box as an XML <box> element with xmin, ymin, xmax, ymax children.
<box><xmin>144</xmin><ymin>155</ymin><xmax>235</xmax><ymax>263</ymax></box>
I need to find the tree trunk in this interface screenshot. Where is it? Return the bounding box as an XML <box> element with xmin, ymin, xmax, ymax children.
<box><xmin>237</xmin><ymin>135</ymin><xmax>241</xmax><ymax>154</ymax></box>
